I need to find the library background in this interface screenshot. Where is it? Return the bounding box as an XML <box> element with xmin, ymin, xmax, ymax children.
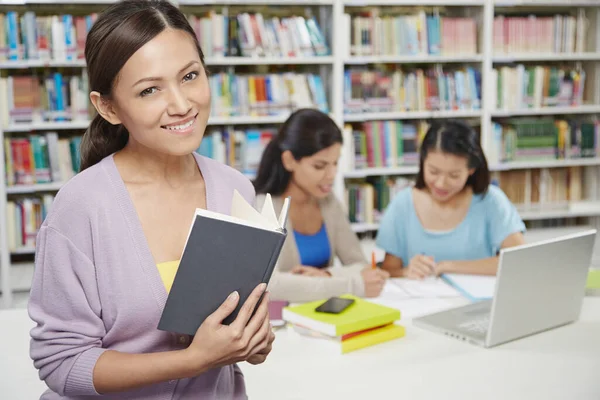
<box><xmin>0</xmin><ymin>0</ymin><xmax>599</xmax><ymax>308</ymax></box>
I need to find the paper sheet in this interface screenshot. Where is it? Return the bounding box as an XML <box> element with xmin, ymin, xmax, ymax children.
<box><xmin>442</xmin><ymin>274</ymin><xmax>496</xmax><ymax>300</ymax></box>
<box><xmin>368</xmin><ymin>281</ymin><xmax>460</xmax><ymax>319</ymax></box>
<box><xmin>388</xmin><ymin>277</ymin><xmax>462</xmax><ymax>298</ymax></box>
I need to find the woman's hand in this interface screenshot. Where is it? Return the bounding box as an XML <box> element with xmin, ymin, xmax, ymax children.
<box><xmin>186</xmin><ymin>283</ymin><xmax>273</xmax><ymax>373</ymax></box>
<box><xmin>360</xmin><ymin>267</ymin><xmax>390</xmax><ymax>297</ymax></box>
<box><xmin>246</xmin><ymin>329</ymin><xmax>275</xmax><ymax>365</ymax></box>
<box><xmin>291</xmin><ymin>265</ymin><xmax>331</xmax><ymax>277</ymax></box>
<box><xmin>405</xmin><ymin>255</ymin><xmax>436</xmax><ymax>279</ymax></box>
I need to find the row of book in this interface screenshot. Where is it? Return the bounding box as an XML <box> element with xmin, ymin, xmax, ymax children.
<box><xmin>496</xmin><ymin>167</ymin><xmax>585</xmax><ymax>209</ymax></box>
<box><xmin>0</xmin><ymin>12</ymin><xmax>97</xmax><ymax>61</ymax></box>
<box><xmin>345</xmin><ymin>121</ymin><xmax>429</xmax><ymax>170</ymax></box>
<box><xmin>491</xmin><ymin>65</ymin><xmax>585</xmax><ymax>111</ymax></box>
<box><xmin>2</xmin><ymin>127</ymin><xmax>277</xmax><ymax>187</ymax></box>
<box><xmin>209</xmin><ymin>72</ymin><xmax>328</xmax><ymax>117</ymax></box>
<box><xmin>488</xmin><ymin>119</ymin><xmax>600</xmax><ymax>165</ymax></box>
<box><xmin>196</xmin><ymin>127</ymin><xmax>275</xmax><ymax>177</ymax></box>
<box><xmin>346</xmin><ymin>166</ymin><xmax>595</xmax><ymax>225</ymax></box>
<box><xmin>493</xmin><ymin>12</ymin><xmax>588</xmax><ymax>55</ymax></box>
<box><xmin>346</xmin><ymin>11</ymin><xmax>477</xmax><ymax>57</ymax></box>
<box><xmin>4</xmin><ymin>134</ymin><xmax>81</xmax><ymax>186</ymax></box>
<box><xmin>5</xmin><ymin>194</ymin><xmax>54</xmax><ymax>252</ymax></box>
<box><xmin>346</xmin><ymin>176</ymin><xmax>413</xmax><ymax>224</ymax></box>
<box><xmin>343</xmin><ymin>66</ymin><xmax>481</xmax><ymax>114</ymax></box>
<box><xmin>190</xmin><ymin>12</ymin><xmax>329</xmax><ymax>58</ymax></box>
<box><xmin>0</xmin><ymin>72</ymin><xmax>90</xmax><ymax>126</ymax></box>
<box><xmin>0</xmin><ymin>71</ymin><xmax>328</xmax><ymax>126</ymax></box>
<box><xmin>0</xmin><ymin>11</ymin><xmax>329</xmax><ymax>62</ymax></box>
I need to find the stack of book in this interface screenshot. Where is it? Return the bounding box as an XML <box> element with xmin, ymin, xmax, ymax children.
<box><xmin>282</xmin><ymin>294</ymin><xmax>405</xmax><ymax>354</ymax></box>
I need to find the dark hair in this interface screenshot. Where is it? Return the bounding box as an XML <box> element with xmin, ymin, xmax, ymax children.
<box><xmin>253</xmin><ymin>108</ymin><xmax>343</xmax><ymax>196</ymax></box>
<box><xmin>415</xmin><ymin>120</ymin><xmax>490</xmax><ymax>195</ymax></box>
<box><xmin>79</xmin><ymin>0</ymin><xmax>205</xmax><ymax>172</ymax></box>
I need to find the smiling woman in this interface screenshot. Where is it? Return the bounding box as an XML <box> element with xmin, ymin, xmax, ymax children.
<box><xmin>27</xmin><ymin>1</ymin><xmax>273</xmax><ymax>400</ymax></box>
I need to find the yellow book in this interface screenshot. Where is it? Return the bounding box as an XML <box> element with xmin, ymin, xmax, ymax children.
<box><xmin>291</xmin><ymin>323</ymin><xmax>406</xmax><ymax>354</ymax></box>
<box><xmin>282</xmin><ymin>294</ymin><xmax>401</xmax><ymax>337</ymax></box>
<box><xmin>342</xmin><ymin>323</ymin><xmax>405</xmax><ymax>354</ymax></box>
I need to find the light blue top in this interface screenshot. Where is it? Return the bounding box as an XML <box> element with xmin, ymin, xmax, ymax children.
<box><xmin>375</xmin><ymin>185</ymin><xmax>525</xmax><ymax>265</ymax></box>
<box><xmin>293</xmin><ymin>223</ymin><xmax>331</xmax><ymax>269</ymax></box>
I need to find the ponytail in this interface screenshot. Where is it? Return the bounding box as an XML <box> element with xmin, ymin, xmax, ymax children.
<box><xmin>79</xmin><ymin>114</ymin><xmax>129</xmax><ymax>172</ymax></box>
<box><xmin>252</xmin><ymin>139</ymin><xmax>290</xmax><ymax>196</ymax></box>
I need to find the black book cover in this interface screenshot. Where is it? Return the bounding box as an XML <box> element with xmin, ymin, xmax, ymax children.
<box><xmin>158</xmin><ymin>211</ymin><xmax>287</xmax><ymax>336</ymax></box>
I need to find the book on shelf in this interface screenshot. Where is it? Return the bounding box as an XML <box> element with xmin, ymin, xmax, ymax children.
<box><xmin>345</xmin><ymin>10</ymin><xmax>477</xmax><ymax>57</ymax></box>
<box><xmin>5</xmin><ymin>194</ymin><xmax>54</xmax><ymax>252</ymax></box>
<box><xmin>493</xmin><ymin>166</ymin><xmax>586</xmax><ymax>210</ymax></box>
<box><xmin>344</xmin><ymin>66</ymin><xmax>481</xmax><ymax>114</ymax></box>
<box><xmin>0</xmin><ymin>12</ymin><xmax>97</xmax><ymax>62</ymax></box>
<box><xmin>282</xmin><ymin>294</ymin><xmax>404</xmax><ymax>353</ymax></box>
<box><xmin>493</xmin><ymin>10</ymin><xmax>588</xmax><ymax>55</ymax></box>
<box><xmin>197</xmin><ymin>127</ymin><xmax>275</xmax><ymax>177</ymax></box>
<box><xmin>346</xmin><ymin>176</ymin><xmax>413</xmax><ymax>224</ymax></box>
<box><xmin>0</xmin><ymin>71</ymin><xmax>90</xmax><ymax>127</ymax></box>
<box><xmin>491</xmin><ymin>65</ymin><xmax>586</xmax><ymax>111</ymax></box>
<box><xmin>4</xmin><ymin>134</ymin><xmax>81</xmax><ymax>186</ymax></box>
<box><xmin>209</xmin><ymin>72</ymin><xmax>328</xmax><ymax>117</ymax></box>
<box><xmin>188</xmin><ymin>12</ymin><xmax>329</xmax><ymax>58</ymax></box>
<box><xmin>488</xmin><ymin>118</ymin><xmax>600</xmax><ymax>165</ymax></box>
<box><xmin>345</xmin><ymin>120</ymin><xmax>428</xmax><ymax>170</ymax></box>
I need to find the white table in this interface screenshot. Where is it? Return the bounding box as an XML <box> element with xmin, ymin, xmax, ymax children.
<box><xmin>2</xmin><ymin>293</ymin><xmax>600</xmax><ymax>400</ymax></box>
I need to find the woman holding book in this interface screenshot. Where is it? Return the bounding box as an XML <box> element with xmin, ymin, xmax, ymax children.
<box><xmin>253</xmin><ymin>108</ymin><xmax>390</xmax><ymax>303</ymax></box>
<box><xmin>28</xmin><ymin>1</ymin><xmax>273</xmax><ymax>399</ymax></box>
<box><xmin>377</xmin><ymin>120</ymin><xmax>526</xmax><ymax>279</ymax></box>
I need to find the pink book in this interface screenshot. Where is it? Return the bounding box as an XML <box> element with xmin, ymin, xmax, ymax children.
<box><xmin>269</xmin><ymin>300</ymin><xmax>289</xmax><ymax>328</ymax></box>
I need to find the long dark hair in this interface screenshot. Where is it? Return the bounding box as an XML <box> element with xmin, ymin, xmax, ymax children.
<box><xmin>79</xmin><ymin>0</ymin><xmax>205</xmax><ymax>172</ymax></box>
<box><xmin>415</xmin><ymin>120</ymin><xmax>490</xmax><ymax>194</ymax></box>
<box><xmin>253</xmin><ymin>108</ymin><xmax>343</xmax><ymax>196</ymax></box>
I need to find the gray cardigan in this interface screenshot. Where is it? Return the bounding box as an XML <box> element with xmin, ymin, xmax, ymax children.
<box><xmin>255</xmin><ymin>193</ymin><xmax>368</xmax><ymax>302</ymax></box>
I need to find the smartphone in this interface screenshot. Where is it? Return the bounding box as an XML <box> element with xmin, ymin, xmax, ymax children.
<box><xmin>315</xmin><ymin>297</ymin><xmax>355</xmax><ymax>314</ymax></box>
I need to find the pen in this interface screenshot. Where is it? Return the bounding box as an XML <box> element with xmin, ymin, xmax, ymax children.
<box><xmin>371</xmin><ymin>251</ymin><xmax>376</xmax><ymax>269</ymax></box>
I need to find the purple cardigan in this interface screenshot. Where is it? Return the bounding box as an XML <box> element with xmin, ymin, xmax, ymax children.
<box><xmin>28</xmin><ymin>153</ymin><xmax>255</xmax><ymax>399</ymax></box>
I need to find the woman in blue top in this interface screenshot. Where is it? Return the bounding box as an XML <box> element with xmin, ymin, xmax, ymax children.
<box><xmin>377</xmin><ymin>120</ymin><xmax>526</xmax><ymax>279</ymax></box>
<box><xmin>253</xmin><ymin>109</ymin><xmax>389</xmax><ymax>302</ymax></box>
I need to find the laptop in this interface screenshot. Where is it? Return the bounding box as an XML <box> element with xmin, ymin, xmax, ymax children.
<box><xmin>413</xmin><ymin>229</ymin><xmax>597</xmax><ymax>348</ymax></box>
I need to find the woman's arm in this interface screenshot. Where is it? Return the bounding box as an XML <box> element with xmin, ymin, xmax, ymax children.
<box><xmin>267</xmin><ymin>270</ymin><xmax>365</xmax><ymax>302</ymax></box>
<box><xmin>29</xmin><ymin>227</ymin><xmax>213</xmax><ymax>396</ymax></box>
<box><xmin>436</xmin><ymin>232</ymin><xmax>525</xmax><ymax>276</ymax></box>
<box><xmin>381</xmin><ymin>253</ymin><xmax>405</xmax><ymax>278</ymax></box>
<box><xmin>93</xmin><ymin>349</ymin><xmax>201</xmax><ymax>394</ymax></box>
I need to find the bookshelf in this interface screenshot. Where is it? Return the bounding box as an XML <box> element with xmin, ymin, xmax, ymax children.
<box><xmin>1</xmin><ymin>0</ymin><xmax>600</xmax><ymax>308</ymax></box>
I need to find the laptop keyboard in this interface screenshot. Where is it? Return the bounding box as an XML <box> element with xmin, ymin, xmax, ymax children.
<box><xmin>458</xmin><ymin>315</ymin><xmax>490</xmax><ymax>334</ymax></box>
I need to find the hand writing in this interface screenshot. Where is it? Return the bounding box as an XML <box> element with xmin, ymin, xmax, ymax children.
<box><xmin>361</xmin><ymin>267</ymin><xmax>390</xmax><ymax>297</ymax></box>
<box><xmin>406</xmin><ymin>255</ymin><xmax>436</xmax><ymax>279</ymax></box>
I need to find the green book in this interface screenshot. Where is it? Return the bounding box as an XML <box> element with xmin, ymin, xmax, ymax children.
<box><xmin>282</xmin><ymin>294</ymin><xmax>400</xmax><ymax>337</ymax></box>
<box><xmin>586</xmin><ymin>269</ymin><xmax>600</xmax><ymax>290</ymax></box>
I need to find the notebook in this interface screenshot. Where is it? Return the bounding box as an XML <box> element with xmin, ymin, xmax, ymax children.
<box><xmin>441</xmin><ymin>273</ymin><xmax>496</xmax><ymax>301</ymax></box>
<box><xmin>282</xmin><ymin>294</ymin><xmax>401</xmax><ymax>337</ymax></box>
<box><xmin>158</xmin><ymin>190</ymin><xmax>290</xmax><ymax>336</ymax></box>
